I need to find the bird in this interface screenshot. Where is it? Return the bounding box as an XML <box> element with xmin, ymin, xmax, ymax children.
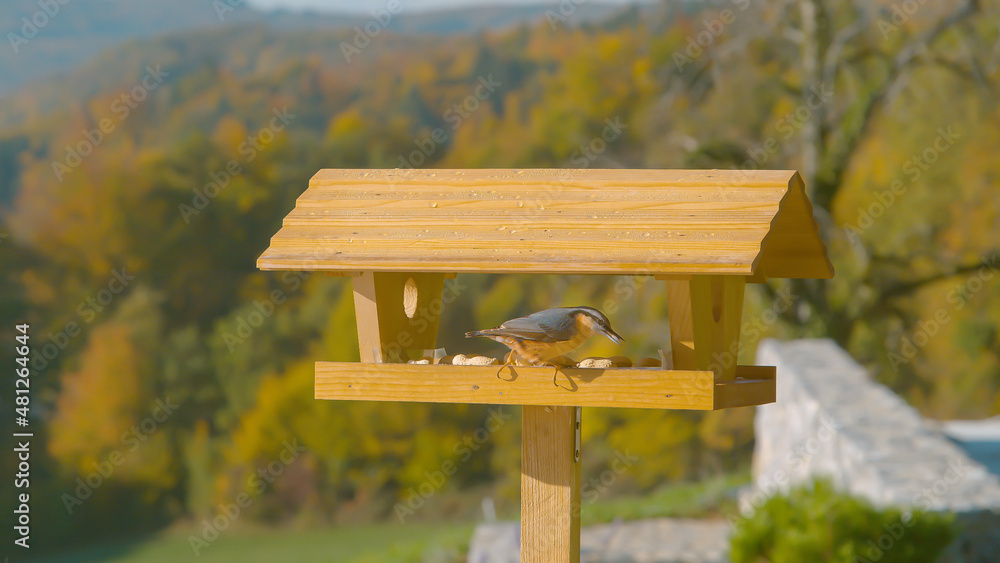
<box><xmin>465</xmin><ymin>306</ymin><xmax>624</xmax><ymax>384</ymax></box>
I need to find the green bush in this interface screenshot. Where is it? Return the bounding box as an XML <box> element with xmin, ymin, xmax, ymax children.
<box><xmin>729</xmin><ymin>479</ymin><xmax>956</xmax><ymax>563</ymax></box>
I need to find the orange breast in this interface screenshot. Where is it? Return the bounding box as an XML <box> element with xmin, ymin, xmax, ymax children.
<box><xmin>518</xmin><ymin>316</ymin><xmax>594</xmax><ymax>363</ymax></box>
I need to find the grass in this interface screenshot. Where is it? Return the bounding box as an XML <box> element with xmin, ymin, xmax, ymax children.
<box><xmin>37</xmin><ymin>472</ymin><xmax>749</xmax><ymax>562</ymax></box>
<box><xmin>35</xmin><ymin>522</ymin><xmax>473</xmax><ymax>563</ymax></box>
<box><xmin>581</xmin><ymin>470</ymin><xmax>749</xmax><ymax>526</ymax></box>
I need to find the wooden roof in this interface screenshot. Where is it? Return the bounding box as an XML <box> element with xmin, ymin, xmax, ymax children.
<box><xmin>257</xmin><ymin>169</ymin><xmax>833</xmax><ymax>278</ymax></box>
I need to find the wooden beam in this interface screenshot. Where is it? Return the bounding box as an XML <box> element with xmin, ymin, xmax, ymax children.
<box><xmin>690</xmin><ymin>275</ymin><xmax>745</xmax><ymax>382</ymax></box>
<box><xmin>521</xmin><ymin>405</ymin><xmax>580</xmax><ymax>563</ymax></box>
<box><xmin>352</xmin><ymin>272</ymin><xmax>381</xmax><ymax>363</ymax></box>
<box><xmin>328</xmin><ymin>272</ymin><xmax>455</xmax><ymax>278</ymax></box>
<box><xmin>714</xmin><ymin>365</ymin><xmax>775</xmax><ymax>409</ymax></box>
<box><xmin>314</xmin><ymin>363</ymin><xmax>775</xmax><ymax>410</ymax></box>
<box><xmin>352</xmin><ymin>271</ymin><xmax>447</xmax><ymax>362</ymax></box>
<box><xmin>664</xmin><ymin>279</ymin><xmax>695</xmax><ymax>370</ymax></box>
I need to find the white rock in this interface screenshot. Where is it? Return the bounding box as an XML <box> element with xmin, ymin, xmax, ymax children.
<box><xmin>753</xmin><ymin>338</ymin><xmax>1000</xmax><ymax>559</ymax></box>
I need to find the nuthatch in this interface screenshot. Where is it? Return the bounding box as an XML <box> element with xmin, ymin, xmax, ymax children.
<box><xmin>465</xmin><ymin>306</ymin><xmax>624</xmax><ymax>384</ymax></box>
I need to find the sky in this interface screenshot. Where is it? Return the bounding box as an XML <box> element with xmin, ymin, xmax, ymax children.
<box><xmin>247</xmin><ymin>0</ymin><xmax>642</xmax><ymax>13</ymax></box>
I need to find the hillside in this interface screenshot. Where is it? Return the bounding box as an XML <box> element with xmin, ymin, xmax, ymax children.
<box><xmin>0</xmin><ymin>0</ymin><xmax>632</xmax><ymax>95</ymax></box>
<box><xmin>0</xmin><ymin>0</ymin><xmax>998</xmax><ymax>554</ymax></box>
<box><xmin>1</xmin><ymin>0</ymin><xmax>251</xmax><ymax>93</ymax></box>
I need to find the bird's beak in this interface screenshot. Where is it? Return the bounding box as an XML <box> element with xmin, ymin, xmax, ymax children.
<box><xmin>602</xmin><ymin>327</ymin><xmax>624</xmax><ymax>344</ymax></box>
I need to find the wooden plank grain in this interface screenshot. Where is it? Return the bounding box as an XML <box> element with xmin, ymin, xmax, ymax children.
<box><xmin>258</xmin><ymin>168</ymin><xmax>833</xmax><ymax>279</ymax></box>
<box><xmin>664</xmin><ymin>279</ymin><xmax>695</xmax><ymax>370</ymax></box>
<box><xmin>690</xmin><ymin>275</ymin><xmax>746</xmax><ymax>382</ymax></box>
<box><xmin>313</xmin><ymin>363</ymin><xmax>775</xmax><ymax>410</ymax></box>
<box><xmin>260</xmin><ymin>255</ymin><xmax>760</xmax><ymax>276</ymax></box>
<box><xmin>266</xmin><ymin>235</ymin><xmax>766</xmax><ymax>254</ymax></box>
<box><xmin>352</xmin><ymin>272</ymin><xmax>446</xmax><ymax>363</ymax></box>
<box><xmin>714</xmin><ymin>365</ymin><xmax>776</xmax><ymax>409</ymax></box>
<box><xmin>295</xmin><ymin>186</ymin><xmax>790</xmax><ymax>204</ymax></box>
<box><xmin>522</xmin><ymin>405</ymin><xmax>581</xmax><ymax>563</ymax></box>
<box><xmin>308</xmin><ymin>168</ymin><xmax>798</xmax><ymax>187</ymax></box>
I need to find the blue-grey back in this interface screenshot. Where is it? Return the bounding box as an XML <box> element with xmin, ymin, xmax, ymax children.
<box><xmin>497</xmin><ymin>307</ymin><xmax>579</xmax><ymax>342</ymax></box>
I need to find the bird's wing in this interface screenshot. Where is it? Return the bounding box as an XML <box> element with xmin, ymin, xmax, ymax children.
<box><xmin>496</xmin><ymin>309</ymin><xmax>576</xmax><ymax>342</ymax></box>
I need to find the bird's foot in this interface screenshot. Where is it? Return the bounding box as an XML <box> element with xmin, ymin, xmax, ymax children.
<box><xmin>496</xmin><ymin>353</ymin><xmax>515</xmax><ymax>380</ymax></box>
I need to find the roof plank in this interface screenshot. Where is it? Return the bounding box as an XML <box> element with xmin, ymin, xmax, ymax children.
<box><xmin>258</xmin><ymin>169</ymin><xmax>833</xmax><ymax>278</ymax></box>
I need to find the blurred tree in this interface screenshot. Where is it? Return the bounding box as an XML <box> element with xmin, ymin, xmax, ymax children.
<box><xmin>1</xmin><ymin>0</ymin><xmax>999</xmax><ymax>547</ymax></box>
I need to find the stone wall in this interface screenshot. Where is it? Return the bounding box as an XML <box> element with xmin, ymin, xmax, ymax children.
<box><xmin>467</xmin><ymin>519</ymin><xmax>730</xmax><ymax>563</ymax></box>
<box><xmin>753</xmin><ymin>338</ymin><xmax>1000</xmax><ymax>560</ymax></box>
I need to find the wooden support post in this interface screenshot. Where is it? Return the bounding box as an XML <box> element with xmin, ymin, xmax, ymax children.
<box><xmin>352</xmin><ymin>271</ymin><xmax>447</xmax><ymax>363</ymax></box>
<box><xmin>664</xmin><ymin>279</ymin><xmax>695</xmax><ymax>370</ymax></box>
<box><xmin>521</xmin><ymin>405</ymin><xmax>581</xmax><ymax>563</ymax></box>
<box><xmin>689</xmin><ymin>275</ymin><xmax>745</xmax><ymax>381</ymax></box>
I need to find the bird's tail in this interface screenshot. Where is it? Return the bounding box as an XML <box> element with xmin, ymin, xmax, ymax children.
<box><xmin>465</xmin><ymin>330</ymin><xmax>488</xmax><ymax>338</ymax></box>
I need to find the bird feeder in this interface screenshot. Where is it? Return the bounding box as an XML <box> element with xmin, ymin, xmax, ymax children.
<box><xmin>257</xmin><ymin>168</ymin><xmax>833</xmax><ymax>562</ymax></box>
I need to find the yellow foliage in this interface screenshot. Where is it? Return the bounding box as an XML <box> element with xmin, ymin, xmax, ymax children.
<box><xmin>49</xmin><ymin>323</ymin><xmax>142</xmax><ymax>471</ymax></box>
<box><xmin>211</xmin><ymin>115</ymin><xmax>249</xmax><ymax>156</ymax></box>
<box><xmin>326</xmin><ymin>107</ymin><xmax>368</xmax><ymax>140</ymax></box>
